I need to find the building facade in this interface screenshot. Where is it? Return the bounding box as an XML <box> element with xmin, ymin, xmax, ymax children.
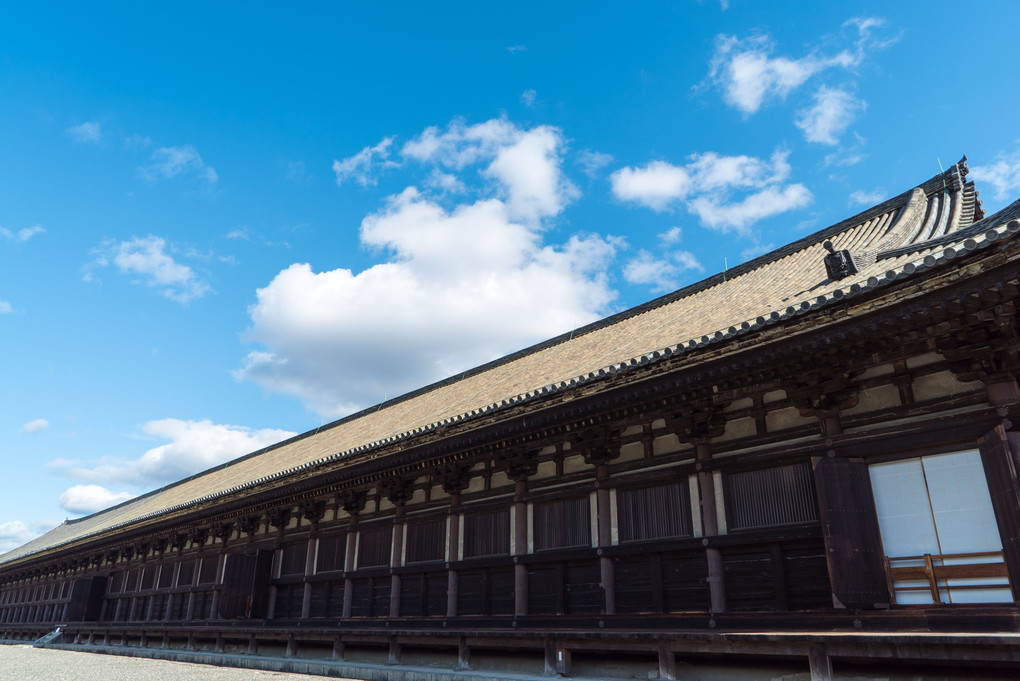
<box><xmin>2</xmin><ymin>160</ymin><xmax>1020</xmax><ymax>679</ymax></box>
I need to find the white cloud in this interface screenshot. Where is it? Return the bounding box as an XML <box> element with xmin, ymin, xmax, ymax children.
<box><xmin>332</xmin><ymin>136</ymin><xmax>397</xmax><ymax>187</ymax></box>
<box><xmin>796</xmin><ymin>86</ymin><xmax>864</xmax><ymax>145</ymax></box>
<box><xmin>706</xmin><ymin>17</ymin><xmax>893</xmax><ymax>116</ymax></box>
<box><xmin>850</xmin><ymin>188</ymin><xmax>887</xmax><ymax>206</ymax></box>
<box><xmin>610</xmin><ymin>161</ymin><xmax>692</xmax><ymax>211</ymax></box>
<box><xmin>59</xmin><ymin>485</ymin><xmax>135</xmax><ymax>515</ymax></box>
<box><xmin>0</xmin><ymin>520</ymin><xmax>58</xmax><ymax>555</ymax></box>
<box><xmin>426</xmin><ymin>170</ymin><xmax>466</xmax><ymax>195</ymax></box>
<box><xmin>401</xmin><ymin>118</ymin><xmax>519</xmax><ymax>169</ymax></box>
<box><xmin>660</xmin><ymin>226</ymin><xmax>683</xmax><ymax>244</ymax></box>
<box><xmin>400</xmin><ymin>118</ymin><xmax>578</xmax><ymax>222</ymax></box>
<box><xmin>689</xmin><ymin>184</ymin><xmax>812</xmax><ymax>232</ymax></box>
<box><xmin>237</xmin><ymin>186</ymin><xmax>618</xmax><ymax>417</ymax></box>
<box><xmin>576</xmin><ymin>150</ymin><xmax>614</xmax><ymax>178</ymax></box>
<box><xmin>521</xmin><ymin>89</ymin><xmax>537</xmax><ymax>108</ymax></box>
<box><xmin>707</xmin><ymin>34</ymin><xmax>851</xmax><ymax>115</ymax></box>
<box><xmin>67</xmin><ymin>121</ymin><xmax>102</xmax><ymax>144</ymax></box>
<box><xmin>971</xmin><ymin>148</ymin><xmax>1020</xmax><ymax>201</ymax></box>
<box><xmin>611</xmin><ymin>149</ymin><xmax>810</xmax><ymax>232</ymax></box>
<box><xmin>506</xmin><ymin>45</ymin><xmax>527</xmax><ymax>53</ymax></box>
<box><xmin>482</xmin><ymin>126</ymin><xmax>580</xmax><ymax>221</ymax></box>
<box><xmin>0</xmin><ymin>300</ymin><xmax>11</xmax><ymax>314</ymax></box>
<box><xmin>21</xmin><ymin>418</ymin><xmax>50</xmax><ymax>434</ymax></box>
<box><xmin>0</xmin><ymin>225</ymin><xmax>45</xmax><ymax>242</ymax></box>
<box><xmin>60</xmin><ymin>419</ymin><xmax>296</xmax><ymax>490</ymax></box>
<box><xmin>140</xmin><ymin>144</ymin><xmax>218</xmax><ymax>184</ymax></box>
<box><xmin>88</xmin><ymin>235</ymin><xmax>211</xmax><ymax>303</ymax></box>
<box><xmin>624</xmin><ymin>248</ymin><xmax>704</xmax><ymax>293</ymax></box>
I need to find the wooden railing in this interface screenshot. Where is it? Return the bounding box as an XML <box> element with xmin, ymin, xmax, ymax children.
<box><xmin>884</xmin><ymin>551</ymin><xmax>1010</xmax><ymax>604</ymax></box>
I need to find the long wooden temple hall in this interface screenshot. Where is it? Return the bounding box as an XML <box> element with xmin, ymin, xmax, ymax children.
<box><xmin>3</xmin><ymin>159</ymin><xmax>1020</xmax><ymax>679</ymax></box>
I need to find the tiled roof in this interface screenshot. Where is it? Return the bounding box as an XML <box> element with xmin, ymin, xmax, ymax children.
<box><xmin>4</xmin><ymin>159</ymin><xmax>1018</xmax><ymax>566</ymax></box>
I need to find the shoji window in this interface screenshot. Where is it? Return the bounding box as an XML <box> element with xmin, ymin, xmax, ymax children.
<box><xmin>870</xmin><ymin>450</ymin><xmax>1010</xmax><ymax>604</ymax></box>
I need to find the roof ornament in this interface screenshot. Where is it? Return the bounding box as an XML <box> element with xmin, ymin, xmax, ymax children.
<box><xmin>823</xmin><ymin>240</ymin><xmax>858</xmax><ymax>281</ymax></box>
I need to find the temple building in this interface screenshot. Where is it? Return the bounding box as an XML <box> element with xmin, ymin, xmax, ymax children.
<box><xmin>3</xmin><ymin>158</ymin><xmax>1020</xmax><ymax>680</ymax></box>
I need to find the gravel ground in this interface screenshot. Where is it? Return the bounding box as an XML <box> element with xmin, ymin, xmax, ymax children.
<box><xmin>0</xmin><ymin>645</ymin><xmax>355</xmax><ymax>681</ymax></box>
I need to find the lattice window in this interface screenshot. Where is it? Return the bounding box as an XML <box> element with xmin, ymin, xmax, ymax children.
<box><xmin>617</xmin><ymin>482</ymin><xmax>692</xmax><ymax>542</ymax></box>
<box><xmin>463</xmin><ymin>508</ymin><xmax>511</xmax><ymax>558</ymax></box>
<box><xmin>724</xmin><ymin>463</ymin><xmax>817</xmax><ymax>531</ymax></box>
<box><xmin>533</xmin><ymin>497</ymin><xmax>591</xmax><ymax>552</ymax></box>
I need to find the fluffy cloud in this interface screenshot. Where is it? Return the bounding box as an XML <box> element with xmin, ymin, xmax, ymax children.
<box><xmin>140</xmin><ymin>144</ymin><xmax>218</xmax><ymax>184</ymax></box>
<box><xmin>850</xmin><ymin>188</ymin><xmax>887</xmax><ymax>206</ymax></box>
<box><xmin>67</xmin><ymin>121</ymin><xmax>102</xmax><ymax>144</ymax></box>
<box><xmin>707</xmin><ymin>18</ymin><xmax>891</xmax><ymax>116</ymax></box>
<box><xmin>59</xmin><ymin>418</ymin><xmax>296</xmax><ymax>490</ymax></box>
<box><xmin>576</xmin><ymin>150</ymin><xmax>614</xmax><ymax>178</ymax></box>
<box><xmin>611</xmin><ymin>161</ymin><xmax>691</xmax><ymax>211</ymax></box>
<box><xmin>21</xmin><ymin>418</ymin><xmax>50</xmax><ymax>434</ymax></box>
<box><xmin>0</xmin><ymin>225</ymin><xmax>45</xmax><ymax>242</ymax></box>
<box><xmin>238</xmin><ymin>188</ymin><xmax>617</xmax><ymax>417</ymax></box>
<box><xmin>520</xmin><ymin>89</ymin><xmax>537</xmax><ymax>108</ymax></box>
<box><xmin>610</xmin><ymin>149</ymin><xmax>810</xmax><ymax>232</ymax></box>
<box><xmin>0</xmin><ymin>520</ymin><xmax>57</xmax><ymax>555</ymax></box>
<box><xmin>971</xmin><ymin>148</ymin><xmax>1020</xmax><ymax>201</ymax></box>
<box><xmin>624</xmin><ymin>249</ymin><xmax>704</xmax><ymax>294</ymax></box>
<box><xmin>0</xmin><ymin>300</ymin><xmax>11</xmax><ymax>314</ymax></box>
<box><xmin>707</xmin><ymin>34</ymin><xmax>853</xmax><ymax>115</ymax></box>
<box><xmin>87</xmin><ymin>235</ymin><xmax>211</xmax><ymax>303</ymax></box>
<box><xmin>332</xmin><ymin>136</ymin><xmax>397</xmax><ymax>187</ymax></box>
<box><xmin>59</xmin><ymin>485</ymin><xmax>135</xmax><ymax>516</ymax></box>
<box><xmin>796</xmin><ymin>87</ymin><xmax>864</xmax><ymax>145</ymax></box>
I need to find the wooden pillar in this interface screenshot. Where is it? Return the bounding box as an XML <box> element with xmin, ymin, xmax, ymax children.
<box><xmin>808</xmin><ymin>645</ymin><xmax>834</xmax><ymax>681</ymax></box>
<box><xmin>447</xmin><ymin>497</ymin><xmax>460</xmax><ymax>618</ymax></box>
<box><xmin>247</xmin><ymin>633</ymin><xmax>258</xmax><ymax>655</ymax></box>
<box><xmin>387</xmin><ymin>637</ymin><xmax>401</xmax><ymax>664</ymax></box>
<box><xmin>332</xmin><ymin>634</ymin><xmax>344</xmax><ymax>661</ymax></box>
<box><xmin>285</xmin><ymin>633</ymin><xmax>297</xmax><ymax>658</ymax></box>
<box><xmin>696</xmin><ymin>443</ymin><xmax>726</xmax><ymax>614</ymax></box>
<box><xmin>208</xmin><ymin>554</ymin><xmax>224</xmax><ymax>620</ymax></box>
<box><xmin>513</xmin><ymin>480</ymin><xmax>529</xmax><ymax>617</ymax></box>
<box><xmin>596</xmin><ymin>465</ymin><xmax>615</xmax><ymax>615</ymax></box>
<box><xmin>458</xmin><ymin>636</ymin><xmax>471</xmax><ymax>669</ymax></box>
<box><xmin>342</xmin><ymin>518</ymin><xmax>358</xmax><ymax>619</ymax></box>
<box><xmin>657</xmin><ymin>640</ymin><xmax>677</xmax><ymax>681</ymax></box>
<box><xmin>390</xmin><ymin>509</ymin><xmax>404</xmax><ymax>619</ymax></box>
<box><xmin>301</xmin><ymin>538</ymin><xmax>316</xmax><ymax>619</ymax></box>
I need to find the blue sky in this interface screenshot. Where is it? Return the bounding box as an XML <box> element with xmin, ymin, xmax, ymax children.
<box><xmin>3</xmin><ymin>1</ymin><xmax>1020</xmax><ymax>553</ymax></box>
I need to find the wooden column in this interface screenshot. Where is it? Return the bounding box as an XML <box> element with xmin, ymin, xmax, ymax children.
<box><xmin>696</xmin><ymin>443</ymin><xmax>726</xmax><ymax>614</ymax></box>
<box><xmin>447</xmin><ymin>496</ymin><xmax>460</xmax><ymax>618</ymax></box>
<box><xmin>208</xmin><ymin>554</ymin><xmax>225</xmax><ymax>621</ymax></box>
<box><xmin>596</xmin><ymin>464</ymin><xmax>615</xmax><ymax>615</ymax></box>
<box><xmin>513</xmin><ymin>479</ymin><xmax>529</xmax><ymax>617</ymax></box>
<box><xmin>342</xmin><ymin>517</ymin><xmax>358</xmax><ymax>619</ymax></box>
<box><xmin>301</xmin><ymin>538</ymin><xmax>316</xmax><ymax>619</ymax></box>
<box><xmin>808</xmin><ymin>645</ymin><xmax>834</xmax><ymax>681</ymax></box>
<box><xmin>390</xmin><ymin>508</ymin><xmax>404</xmax><ymax>619</ymax></box>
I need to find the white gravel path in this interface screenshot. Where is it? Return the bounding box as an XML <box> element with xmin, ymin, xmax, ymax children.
<box><xmin>0</xmin><ymin>645</ymin><xmax>355</xmax><ymax>681</ymax></box>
